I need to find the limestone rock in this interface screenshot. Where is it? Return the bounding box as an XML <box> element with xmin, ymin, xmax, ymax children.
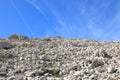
<box><xmin>0</xmin><ymin>68</ymin><xmax>7</xmax><ymax>76</ymax></box>
<box><xmin>101</xmin><ymin>50</ymin><xmax>112</xmax><ymax>59</ymax></box>
<box><xmin>91</xmin><ymin>59</ymin><xmax>104</xmax><ymax>68</ymax></box>
<box><xmin>0</xmin><ymin>41</ymin><xmax>13</xmax><ymax>49</ymax></box>
<box><xmin>107</xmin><ymin>67</ymin><xmax>117</xmax><ymax>73</ymax></box>
<box><xmin>0</xmin><ymin>36</ymin><xmax>120</xmax><ymax>80</ymax></box>
<box><xmin>8</xmin><ymin>34</ymin><xmax>29</xmax><ymax>40</ymax></box>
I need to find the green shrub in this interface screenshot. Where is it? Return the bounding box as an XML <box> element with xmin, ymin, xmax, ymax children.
<box><xmin>46</xmin><ymin>68</ymin><xmax>62</xmax><ymax>77</ymax></box>
<box><xmin>0</xmin><ymin>53</ymin><xmax>14</xmax><ymax>62</ymax></box>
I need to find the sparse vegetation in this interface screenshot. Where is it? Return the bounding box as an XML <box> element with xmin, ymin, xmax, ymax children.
<box><xmin>0</xmin><ymin>53</ymin><xmax>14</xmax><ymax>62</ymax></box>
<box><xmin>0</xmin><ymin>58</ymin><xmax>6</xmax><ymax>62</ymax></box>
<box><xmin>1</xmin><ymin>35</ymin><xmax>120</xmax><ymax>79</ymax></box>
<box><xmin>47</xmin><ymin>69</ymin><xmax>61</xmax><ymax>77</ymax></box>
<box><xmin>43</xmin><ymin>68</ymin><xmax>62</xmax><ymax>78</ymax></box>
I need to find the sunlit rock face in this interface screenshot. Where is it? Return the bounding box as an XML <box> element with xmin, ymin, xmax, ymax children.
<box><xmin>8</xmin><ymin>34</ymin><xmax>29</xmax><ymax>41</ymax></box>
<box><xmin>0</xmin><ymin>35</ymin><xmax>120</xmax><ymax>80</ymax></box>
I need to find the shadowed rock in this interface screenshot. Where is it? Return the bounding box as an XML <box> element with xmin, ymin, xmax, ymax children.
<box><xmin>91</xmin><ymin>59</ymin><xmax>104</xmax><ymax>68</ymax></box>
<box><xmin>8</xmin><ymin>34</ymin><xmax>29</xmax><ymax>40</ymax></box>
<box><xmin>101</xmin><ymin>50</ymin><xmax>112</xmax><ymax>59</ymax></box>
<box><xmin>0</xmin><ymin>41</ymin><xmax>13</xmax><ymax>49</ymax></box>
<box><xmin>0</xmin><ymin>68</ymin><xmax>7</xmax><ymax>76</ymax></box>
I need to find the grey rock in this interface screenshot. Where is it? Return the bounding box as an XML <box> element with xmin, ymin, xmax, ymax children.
<box><xmin>7</xmin><ymin>76</ymin><xmax>16</xmax><ymax>80</ymax></box>
<box><xmin>0</xmin><ymin>68</ymin><xmax>7</xmax><ymax>76</ymax></box>
<box><xmin>0</xmin><ymin>37</ymin><xmax>120</xmax><ymax>80</ymax></box>
<box><xmin>0</xmin><ymin>41</ymin><xmax>13</xmax><ymax>49</ymax></box>
<box><xmin>91</xmin><ymin>59</ymin><xmax>104</xmax><ymax>68</ymax></box>
<box><xmin>101</xmin><ymin>50</ymin><xmax>112</xmax><ymax>59</ymax></box>
<box><xmin>8</xmin><ymin>34</ymin><xmax>29</xmax><ymax>40</ymax></box>
<box><xmin>90</xmin><ymin>75</ymin><xmax>98</xmax><ymax>80</ymax></box>
<box><xmin>107</xmin><ymin>67</ymin><xmax>117</xmax><ymax>73</ymax></box>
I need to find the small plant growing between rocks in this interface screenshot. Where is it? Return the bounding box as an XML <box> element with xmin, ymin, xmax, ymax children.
<box><xmin>0</xmin><ymin>54</ymin><xmax>6</xmax><ymax>62</ymax></box>
<box><xmin>46</xmin><ymin>68</ymin><xmax>62</xmax><ymax>77</ymax></box>
<box><xmin>0</xmin><ymin>53</ymin><xmax>14</xmax><ymax>62</ymax></box>
<box><xmin>39</xmin><ymin>65</ymin><xmax>62</xmax><ymax>78</ymax></box>
<box><xmin>0</xmin><ymin>58</ymin><xmax>6</xmax><ymax>62</ymax></box>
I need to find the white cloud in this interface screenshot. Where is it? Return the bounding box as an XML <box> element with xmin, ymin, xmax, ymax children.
<box><xmin>25</xmin><ymin>0</ymin><xmax>91</xmax><ymax>38</ymax></box>
<box><xmin>87</xmin><ymin>9</ymin><xmax>120</xmax><ymax>41</ymax></box>
<box><xmin>25</xmin><ymin>0</ymin><xmax>120</xmax><ymax>41</ymax></box>
<box><xmin>25</xmin><ymin>0</ymin><xmax>46</xmax><ymax>17</ymax></box>
<box><xmin>84</xmin><ymin>0</ymin><xmax>120</xmax><ymax>41</ymax></box>
<box><xmin>87</xmin><ymin>20</ymin><xmax>106</xmax><ymax>40</ymax></box>
<box><xmin>26</xmin><ymin>0</ymin><xmax>78</xmax><ymax>38</ymax></box>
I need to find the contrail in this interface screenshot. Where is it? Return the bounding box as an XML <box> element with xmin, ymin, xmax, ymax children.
<box><xmin>10</xmin><ymin>0</ymin><xmax>35</xmax><ymax>37</ymax></box>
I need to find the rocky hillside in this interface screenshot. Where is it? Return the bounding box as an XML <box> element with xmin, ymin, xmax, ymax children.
<box><xmin>0</xmin><ymin>34</ymin><xmax>120</xmax><ymax>80</ymax></box>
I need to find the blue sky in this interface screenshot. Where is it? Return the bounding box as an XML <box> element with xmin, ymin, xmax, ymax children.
<box><xmin>0</xmin><ymin>0</ymin><xmax>120</xmax><ymax>41</ymax></box>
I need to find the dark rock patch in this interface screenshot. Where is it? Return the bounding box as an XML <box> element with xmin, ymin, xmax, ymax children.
<box><xmin>0</xmin><ymin>41</ymin><xmax>13</xmax><ymax>49</ymax></box>
<box><xmin>8</xmin><ymin>34</ymin><xmax>29</xmax><ymax>40</ymax></box>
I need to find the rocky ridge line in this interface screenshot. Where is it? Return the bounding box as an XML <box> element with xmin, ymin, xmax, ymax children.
<box><xmin>0</xmin><ymin>34</ymin><xmax>120</xmax><ymax>80</ymax></box>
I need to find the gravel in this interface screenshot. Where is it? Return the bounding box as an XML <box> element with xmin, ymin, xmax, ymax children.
<box><xmin>0</xmin><ymin>36</ymin><xmax>120</xmax><ymax>80</ymax></box>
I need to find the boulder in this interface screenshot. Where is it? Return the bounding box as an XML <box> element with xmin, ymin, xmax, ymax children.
<box><xmin>101</xmin><ymin>50</ymin><xmax>112</xmax><ymax>59</ymax></box>
<box><xmin>8</xmin><ymin>34</ymin><xmax>29</xmax><ymax>40</ymax></box>
<box><xmin>91</xmin><ymin>59</ymin><xmax>104</xmax><ymax>68</ymax></box>
<box><xmin>0</xmin><ymin>68</ymin><xmax>7</xmax><ymax>76</ymax></box>
<box><xmin>0</xmin><ymin>41</ymin><xmax>13</xmax><ymax>49</ymax></box>
<box><xmin>107</xmin><ymin>67</ymin><xmax>117</xmax><ymax>73</ymax></box>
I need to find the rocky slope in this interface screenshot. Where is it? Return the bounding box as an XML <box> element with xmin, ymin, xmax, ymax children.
<box><xmin>0</xmin><ymin>35</ymin><xmax>120</xmax><ymax>80</ymax></box>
